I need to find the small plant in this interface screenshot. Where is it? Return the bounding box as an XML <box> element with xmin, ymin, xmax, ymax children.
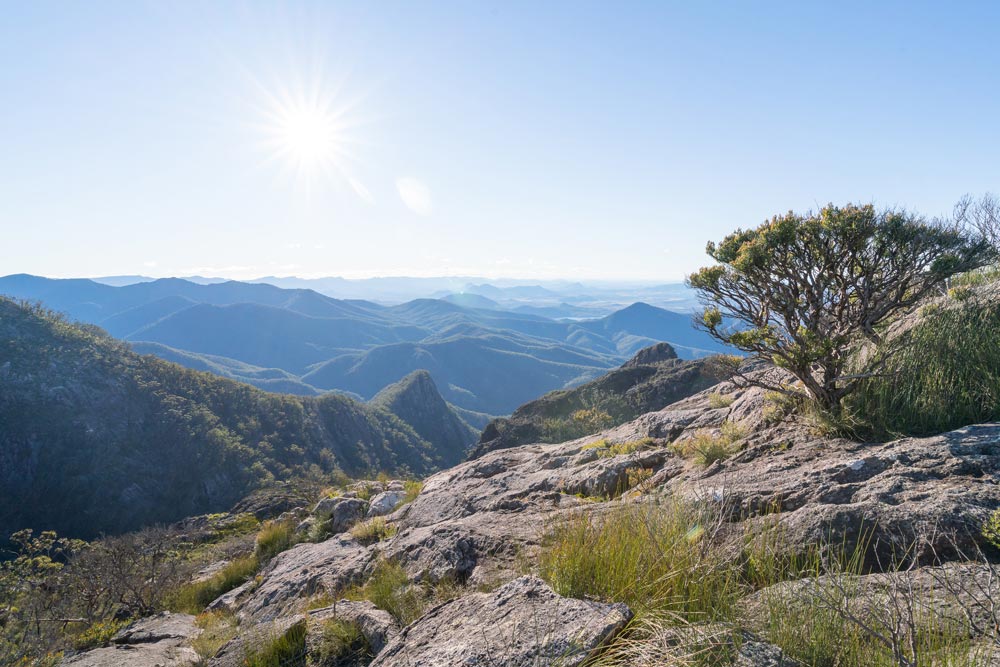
<box><xmin>243</xmin><ymin>621</ymin><xmax>307</xmax><ymax>667</ymax></box>
<box><xmin>349</xmin><ymin>517</ymin><xmax>398</xmax><ymax>546</ymax></box>
<box><xmin>674</xmin><ymin>421</ymin><xmax>745</xmax><ymax>466</ymax></box>
<box><xmin>312</xmin><ymin>618</ymin><xmax>372</xmax><ymax>667</ymax></box>
<box><xmin>71</xmin><ymin>618</ymin><xmax>129</xmax><ymax>650</ymax></box>
<box><xmin>168</xmin><ymin>554</ymin><xmax>259</xmax><ymax>614</ymax></box>
<box><xmin>399</xmin><ymin>480</ymin><xmax>423</xmax><ymax>506</ymax></box>
<box><xmin>255</xmin><ymin>520</ymin><xmax>297</xmax><ymax>564</ymax></box>
<box><xmin>349</xmin><ymin>560</ymin><xmax>426</xmax><ymax>626</ymax></box>
<box><xmin>583</xmin><ymin>437</ymin><xmax>657</xmax><ymax>459</ymax></box>
<box><xmin>190</xmin><ymin>611</ymin><xmax>238</xmax><ymax>661</ymax></box>
<box><xmin>708</xmin><ymin>392</ymin><xmax>734</xmax><ymax>409</ymax></box>
<box><xmin>982</xmin><ymin>508</ymin><xmax>1000</xmax><ymax>551</ymax></box>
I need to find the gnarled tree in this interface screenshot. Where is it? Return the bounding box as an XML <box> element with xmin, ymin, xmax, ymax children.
<box><xmin>687</xmin><ymin>203</ymin><xmax>995</xmax><ymax>412</ymax></box>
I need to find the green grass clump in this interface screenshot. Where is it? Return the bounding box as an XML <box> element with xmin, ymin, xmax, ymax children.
<box><xmin>673</xmin><ymin>422</ymin><xmax>745</xmax><ymax>466</ymax></box>
<box><xmin>312</xmin><ymin>618</ymin><xmax>372</xmax><ymax>667</ymax></box>
<box><xmin>190</xmin><ymin>611</ymin><xmax>238</xmax><ymax>661</ymax></box>
<box><xmin>538</xmin><ymin>500</ymin><xmax>741</xmax><ymax>620</ymax></box>
<box><xmin>243</xmin><ymin>621</ymin><xmax>307</xmax><ymax>667</ymax></box>
<box><xmin>348</xmin><ymin>517</ymin><xmax>398</xmax><ymax>546</ymax></box>
<box><xmin>583</xmin><ymin>437</ymin><xmax>658</xmax><ymax>459</ymax></box>
<box><xmin>346</xmin><ymin>560</ymin><xmax>426</xmax><ymax>626</ymax></box>
<box><xmin>847</xmin><ymin>296</ymin><xmax>1000</xmax><ymax>437</ymax></box>
<box><xmin>168</xmin><ymin>554</ymin><xmax>260</xmax><ymax>614</ymax></box>
<box><xmin>708</xmin><ymin>392</ymin><xmax>735</xmax><ymax>409</ymax></box>
<box><xmin>255</xmin><ymin>520</ymin><xmax>297</xmax><ymax>564</ymax></box>
<box><xmin>399</xmin><ymin>480</ymin><xmax>423</xmax><ymax>506</ymax></box>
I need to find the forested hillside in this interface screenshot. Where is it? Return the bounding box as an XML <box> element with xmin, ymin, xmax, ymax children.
<box><xmin>0</xmin><ymin>298</ymin><xmax>462</xmax><ymax>539</ymax></box>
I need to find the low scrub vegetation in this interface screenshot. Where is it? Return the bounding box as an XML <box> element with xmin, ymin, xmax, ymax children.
<box><xmin>672</xmin><ymin>422</ymin><xmax>745</xmax><ymax>466</ymax></box>
<box><xmin>243</xmin><ymin>621</ymin><xmax>307</xmax><ymax>667</ymax></box>
<box><xmin>312</xmin><ymin>618</ymin><xmax>372</xmax><ymax>667</ymax></box>
<box><xmin>848</xmin><ymin>293</ymin><xmax>1000</xmax><ymax>438</ymax></box>
<box><xmin>255</xmin><ymin>520</ymin><xmax>298</xmax><ymax>564</ymax></box>
<box><xmin>168</xmin><ymin>554</ymin><xmax>259</xmax><ymax>615</ymax></box>
<box><xmin>539</xmin><ymin>499</ymin><xmax>988</xmax><ymax>667</ymax></box>
<box><xmin>348</xmin><ymin>517</ymin><xmax>398</xmax><ymax>546</ymax></box>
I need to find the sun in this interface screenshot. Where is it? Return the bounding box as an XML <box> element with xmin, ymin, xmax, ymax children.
<box><xmin>274</xmin><ymin>103</ymin><xmax>341</xmax><ymax>168</ymax></box>
<box><xmin>253</xmin><ymin>81</ymin><xmax>364</xmax><ymax>197</ymax></box>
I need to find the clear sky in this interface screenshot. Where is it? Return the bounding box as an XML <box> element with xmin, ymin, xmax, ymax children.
<box><xmin>2</xmin><ymin>1</ymin><xmax>999</xmax><ymax>281</ymax></box>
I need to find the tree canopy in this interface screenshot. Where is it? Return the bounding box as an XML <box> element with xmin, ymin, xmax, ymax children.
<box><xmin>687</xmin><ymin>203</ymin><xmax>995</xmax><ymax>411</ymax></box>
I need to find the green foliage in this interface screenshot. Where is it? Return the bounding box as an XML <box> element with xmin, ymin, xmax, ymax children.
<box><xmin>583</xmin><ymin>437</ymin><xmax>658</xmax><ymax>459</ymax></box>
<box><xmin>168</xmin><ymin>555</ymin><xmax>259</xmax><ymax>614</ymax></box>
<box><xmin>707</xmin><ymin>392</ymin><xmax>734</xmax><ymax>409</ymax></box>
<box><xmin>688</xmin><ymin>203</ymin><xmax>994</xmax><ymax>411</ymax></box>
<box><xmin>0</xmin><ymin>296</ymin><xmax>441</xmax><ymax>542</ymax></box>
<box><xmin>847</xmin><ymin>295</ymin><xmax>1000</xmax><ymax>437</ymax></box>
<box><xmin>399</xmin><ymin>480</ymin><xmax>423</xmax><ymax>507</ymax></box>
<box><xmin>311</xmin><ymin>618</ymin><xmax>372</xmax><ymax>667</ymax></box>
<box><xmin>190</xmin><ymin>611</ymin><xmax>239</xmax><ymax>661</ymax></box>
<box><xmin>255</xmin><ymin>521</ymin><xmax>297</xmax><ymax>565</ymax></box>
<box><xmin>539</xmin><ymin>500</ymin><xmax>742</xmax><ymax>619</ymax></box>
<box><xmin>541</xmin><ymin>407</ymin><xmax>615</xmax><ymax>442</ymax></box>
<box><xmin>71</xmin><ymin>619</ymin><xmax>129</xmax><ymax>651</ymax></box>
<box><xmin>673</xmin><ymin>422</ymin><xmax>746</xmax><ymax>466</ymax></box>
<box><xmin>348</xmin><ymin>517</ymin><xmax>398</xmax><ymax>546</ymax></box>
<box><xmin>347</xmin><ymin>561</ymin><xmax>426</xmax><ymax>626</ymax></box>
<box><xmin>982</xmin><ymin>509</ymin><xmax>1000</xmax><ymax>551</ymax></box>
<box><xmin>243</xmin><ymin>621</ymin><xmax>307</xmax><ymax>667</ymax></box>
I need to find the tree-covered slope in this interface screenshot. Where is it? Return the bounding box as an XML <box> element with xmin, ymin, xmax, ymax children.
<box><xmin>472</xmin><ymin>342</ymin><xmax>729</xmax><ymax>457</ymax></box>
<box><xmin>370</xmin><ymin>370</ymin><xmax>479</xmax><ymax>466</ymax></box>
<box><xmin>0</xmin><ymin>298</ymin><xmax>443</xmax><ymax>540</ymax></box>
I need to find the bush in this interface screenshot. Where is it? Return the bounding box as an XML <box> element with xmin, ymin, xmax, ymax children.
<box><xmin>243</xmin><ymin>621</ymin><xmax>307</xmax><ymax>667</ymax></box>
<box><xmin>348</xmin><ymin>518</ymin><xmax>397</xmax><ymax>546</ymax></box>
<box><xmin>255</xmin><ymin>521</ymin><xmax>297</xmax><ymax>564</ymax></box>
<box><xmin>349</xmin><ymin>561</ymin><xmax>425</xmax><ymax>626</ymax></box>
<box><xmin>847</xmin><ymin>295</ymin><xmax>1000</xmax><ymax>437</ymax></box>
<box><xmin>312</xmin><ymin>618</ymin><xmax>372</xmax><ymax>667</ymax></box>
<box><xmin>71</xmin><ymin>619</ymin><xmax>129</xmax><ymax>650</ymax></box>
<box><xmin>168</xmin><ymin>555</ymin><xmax>259</xmax><ymax>614</ymax></box>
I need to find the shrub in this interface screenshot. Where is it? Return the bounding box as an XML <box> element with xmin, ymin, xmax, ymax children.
<box><xmin>168</xmin><ymin>554</ymin><xmax>259</xmax><ymax>614</ymax></box>
<box><xmin>255</xmin><ymin>520</ymin><xmax>297</xmax><ymax>565</ymax></box>
<box><xmin>688</xmin><ymin>202</ymin><xmax>993</xmax><ymax>412</ymax></box>
<box><xmin>708</xmin><ymin>392</ymin><xmax>734</xmax><ymax>409</ymax></box>
<box><xmin>348</xmin><ymin>517</ymin><xmax>398</xmax><ymax>546</ymax></box>
<box><xmin>71</xmin><ymin>619</ymin><xmax>129</xmax><ymax>650</ymax></box>
<box><xmin>312</xmin><ymin>618</ymin><xmax>372</xmax><ymax>667</ymax></box>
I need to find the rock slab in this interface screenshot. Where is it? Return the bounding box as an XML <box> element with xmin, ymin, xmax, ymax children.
<box><xmin>370</xmin><ymin>575</ymin><xmax>631</xmax><ymax>667</ymax></box>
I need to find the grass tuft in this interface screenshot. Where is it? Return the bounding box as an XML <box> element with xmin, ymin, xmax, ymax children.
<box><xmin>167</xmin><ymin>554</ymin><xmax>259</xmax><ymax>614</ymax></box>
<box><xmin>255</xmin><ymin>520</ymin><xmax>297</xmax><ymax>565</ymax></box>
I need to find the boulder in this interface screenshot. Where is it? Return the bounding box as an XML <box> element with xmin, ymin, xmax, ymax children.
<box><xmin>62</xmin><ymin>613</ymin><xmax>201</xmax><ymax>667</ymax></box>
<box><xmin>211</xmin><ymin>535</ymin><xmax>374</xmax><ymax>622</ymax></box>
<box><xmin>370</xmin><ymin>576</ymin><xmax>631</xmax><ymax>667</ymax></box>
<box><xmin>367</xmin><ymin>489</ymin><xmax>407</xmax><ymax>518</ymax></box>
<box><xmin>313</xmin><ymin>496</ymin><xmax>368</xmax><ymax>534</ymax></box>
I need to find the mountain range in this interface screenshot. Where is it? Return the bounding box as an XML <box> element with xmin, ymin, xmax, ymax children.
<box><xmin>0</xmin><ymin>274</ymin><xmax>728</xmax><ymax>415</ymax></box>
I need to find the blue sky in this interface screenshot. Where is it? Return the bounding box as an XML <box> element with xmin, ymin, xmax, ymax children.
<box><xmin>2</xmin><ymin>1</ymin><xmax>999</xmax><ymax>281</ymax></box>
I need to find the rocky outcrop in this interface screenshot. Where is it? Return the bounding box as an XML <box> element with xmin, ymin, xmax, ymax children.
<box><xmin>212</xmin><ymin>536</ymin><xmax>374</xmax><ymax>622</ymax></box>
<box><xmin>472</xmin><ymin>342</ymin><xmax>728</xmax><ymax>458</ymax></box>
<box><xmin>369</xmin><ymin>576</ymin><xmax>631</xmax><ymax>667</ymax></box>
<box><xmin>313</xmin><ymin>496</ymin><xmax>369</xmax><ymax>534</ymax></box>
<box><xmin>62</xmin><ymin>613</ymin><xmax>201</xmax><ymax>667</ymax></box>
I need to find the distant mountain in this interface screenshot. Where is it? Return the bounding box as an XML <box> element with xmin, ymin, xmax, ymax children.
<box><xmin>0</xmin><ymin>298</ymin><xmax>455</xmax><ymax>540</ymax></box>
<box><xmin>471</xmin><ymin>342</ymin><xmax>730</xmax><ymax>458</ymax></box>
<box><xmin>0</xmin><ymin>275</ymin><xmax>728</xmax><ymax>415</ymax></box>
<box><xmin>370</xmin><ymin>370</ymin><xmax>479</xmax><ymax>465</ymax></box>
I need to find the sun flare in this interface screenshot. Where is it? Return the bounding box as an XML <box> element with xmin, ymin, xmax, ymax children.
<box><xmin>275</xmin><ymin>104</ymin><xmax>341</xmax><ymax>168</ymax></box>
